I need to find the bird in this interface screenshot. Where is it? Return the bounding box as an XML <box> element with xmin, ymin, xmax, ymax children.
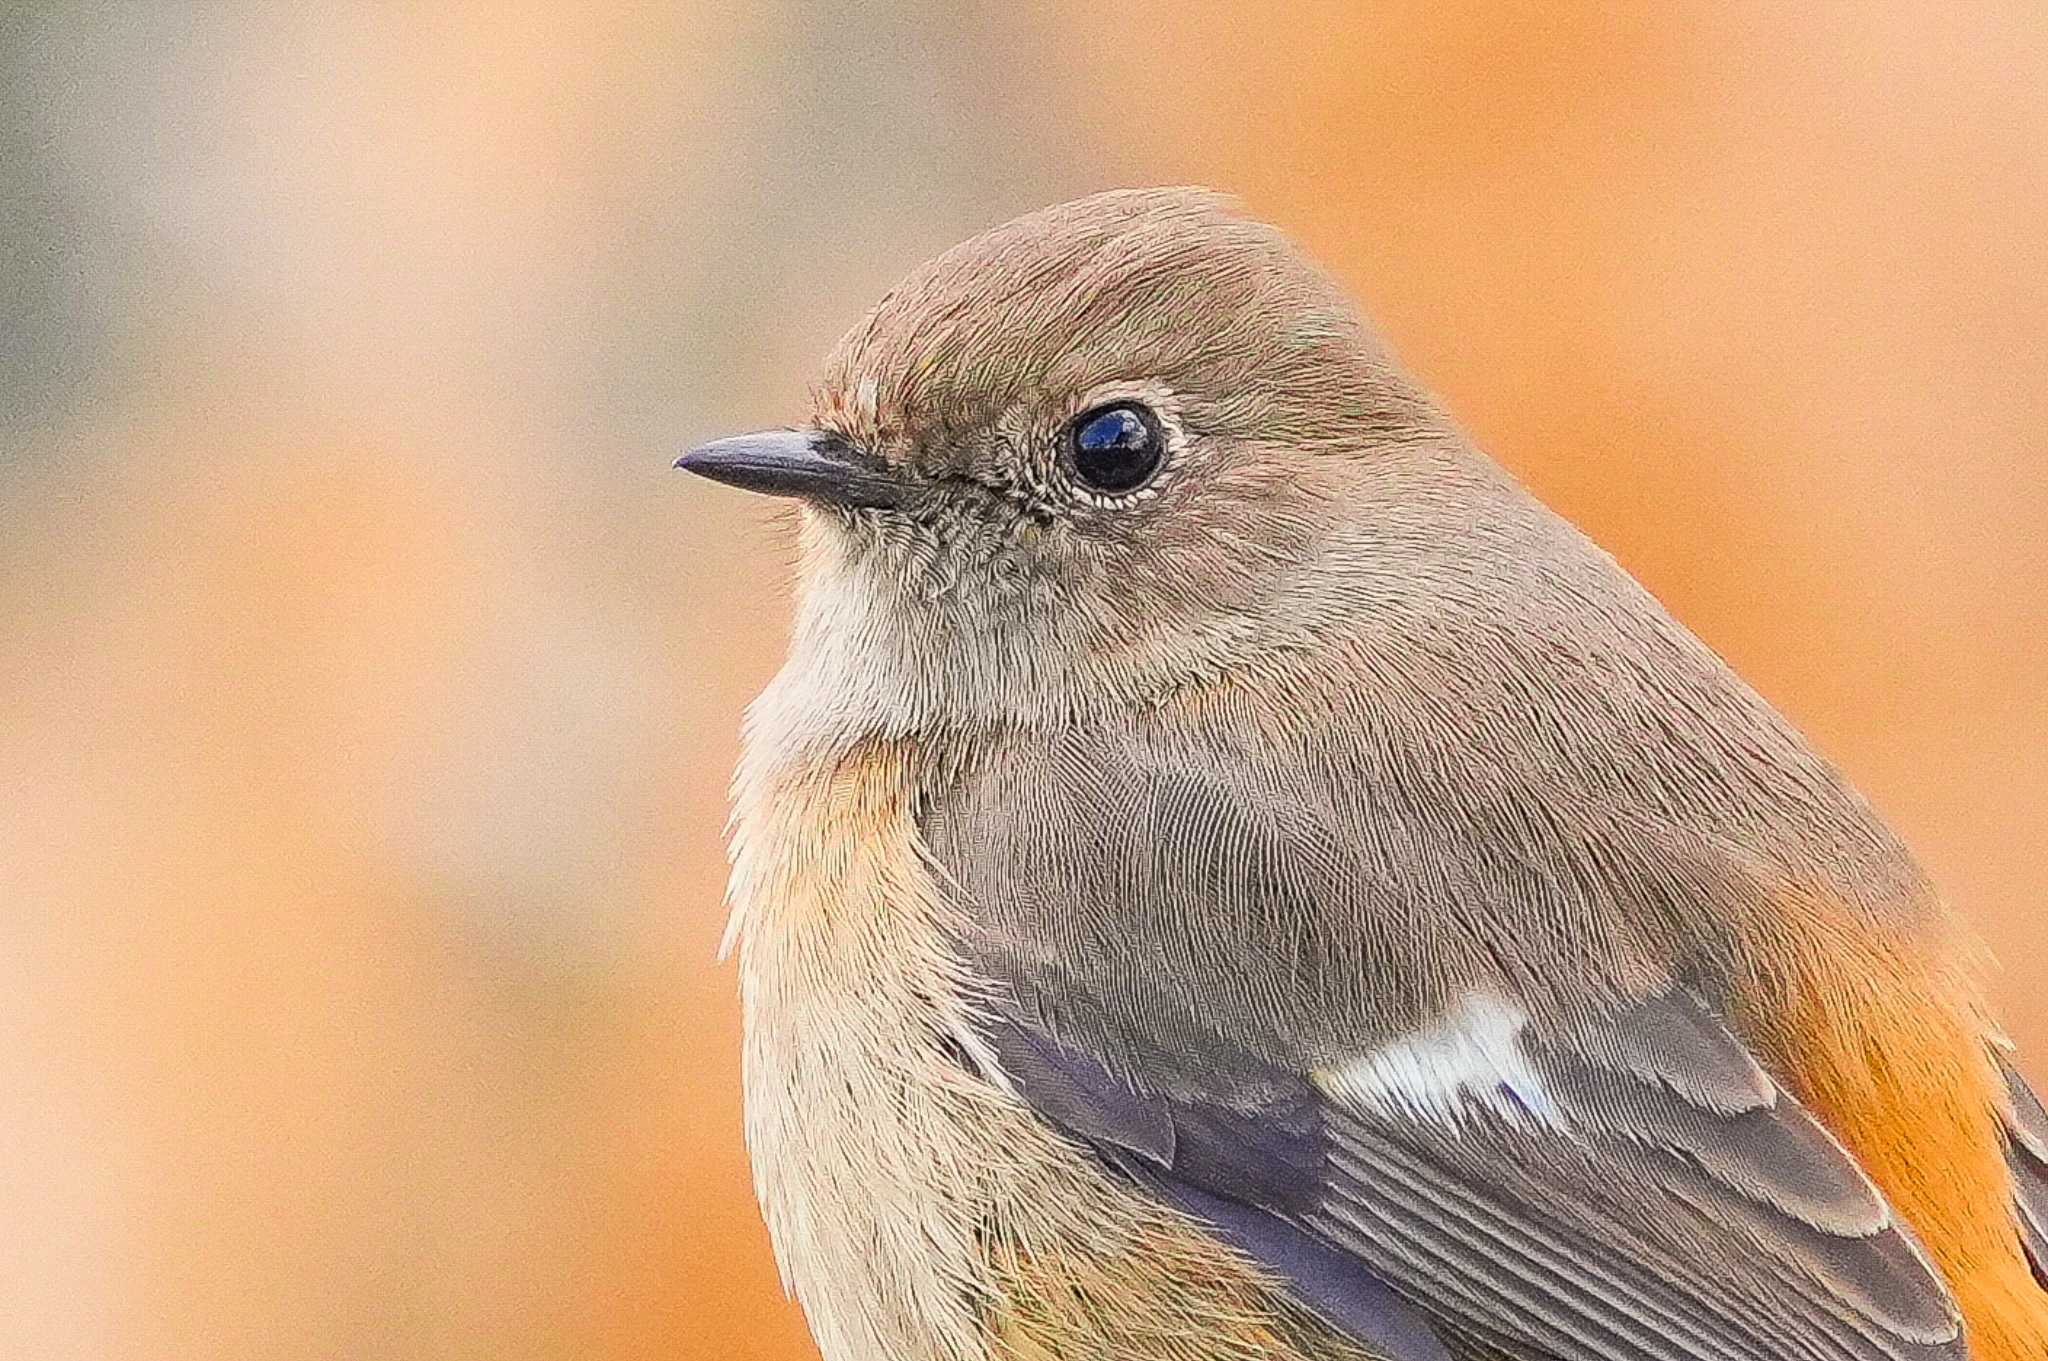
<box><xmin>678</xmin><ymin>187</ymin><xmax>2048</xmax><ymax>1361</ymax></box>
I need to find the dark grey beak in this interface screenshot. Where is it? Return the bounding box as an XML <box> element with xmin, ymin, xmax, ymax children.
<box><xmin>675</xmin><ymin>430</ymin><xmax>906</xmax><ymax>510</ymax></box>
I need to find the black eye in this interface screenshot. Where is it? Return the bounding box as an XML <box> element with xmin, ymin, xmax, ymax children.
<box><xmin>1067</xmin><ymin>403</ymin><xmax>1166</xmax><ymax>495</ymax></box>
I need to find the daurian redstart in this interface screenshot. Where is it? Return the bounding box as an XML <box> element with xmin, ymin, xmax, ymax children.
<box><xmin>680</xmin><ymin>188</ymin><xmax>2048</xmax><ymax>1361</ymax></box>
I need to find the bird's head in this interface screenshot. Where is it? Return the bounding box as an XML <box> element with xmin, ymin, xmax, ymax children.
<box><xmin>683</xmin><ymin>188</ymin><xmax>1506</xmax><ymax>735</ymax></box>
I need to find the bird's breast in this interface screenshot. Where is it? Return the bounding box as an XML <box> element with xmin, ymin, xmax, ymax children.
<box><xmin>725</xmin><ymin>735</ymin><xmax>1000</xmax><ymax>1361</ymax></box>
<box><xmin>723</xmin><ymin>731</ymin><xmax>1375</xmax><ymax>1361</ymax></box>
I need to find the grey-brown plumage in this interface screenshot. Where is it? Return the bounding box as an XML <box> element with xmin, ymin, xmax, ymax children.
<box><xmin>1998</xmin><ymin>1050</ymin><xmax>2048</xmax><ymax>1278</ymax></box>
<box><xmin>686</xmin><ymin>188</ymin><xmax>2048</xmax><ymax>1361</ymax></box>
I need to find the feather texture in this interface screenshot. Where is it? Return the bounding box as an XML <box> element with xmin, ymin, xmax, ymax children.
<box><xmin>963</xmin><ymin>975</ymin><xmax>1963</xmax><ymax>1361</ymax></box>
<box><xmin>922</xmin><ymin>719</ymin><xmax>1997</xmax><ymax>1361</ymax></box>
<box><xmin>1997</xmin><ymin>1053</ymin><xmax>2048</xmax><ymax>1285</ymax></box>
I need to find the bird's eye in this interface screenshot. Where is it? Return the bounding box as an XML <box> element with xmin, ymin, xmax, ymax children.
<box><xmin>1067</xmin><ymin>403</ymin><xmax>1166</xmax><ymax>496</ymax></box>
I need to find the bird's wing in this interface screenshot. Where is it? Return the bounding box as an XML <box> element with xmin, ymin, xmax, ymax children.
<box><xmin>1995</xmin><ymin>1049</ymin><xmax>2048</xmax><ymax>1284</ymax></box>
<box><xmin>922</xmin><ymin>727</ymin><xmax>1965</xmax><ymax>1361</ymax></box>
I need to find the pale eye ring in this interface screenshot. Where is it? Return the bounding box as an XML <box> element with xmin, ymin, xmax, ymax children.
<box><xmin>1066</xmin><ymin>403</ymin><xmax>1166</xmax><ymax>495</ymax></box>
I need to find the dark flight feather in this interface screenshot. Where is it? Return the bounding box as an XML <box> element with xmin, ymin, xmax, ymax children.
<box><xmin>1997</xmin><ymin>1051</ymin><xmax>2048</xmax><ymax>1286</ymax></box>
<box><xmin>965</xmin><ymin>987</ymin><xmax>1963</xmax><ymax>1361</ymax></box>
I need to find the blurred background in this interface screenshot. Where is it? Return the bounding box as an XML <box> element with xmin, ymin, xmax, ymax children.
<box><xmin>1</xmin><ymin>3</ymin><xmax>2043</xmax><ymax>1358</ymax></box>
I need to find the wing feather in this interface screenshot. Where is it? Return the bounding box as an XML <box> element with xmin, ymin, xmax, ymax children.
<box><xmin>968</xmin><ymin>989</ymin><xmax>1963</xmax><ymax>1361</ymax></box>
<box><xmin>1996</xmin><ymin>1051</ymin><xmax>2048</xmax><ymax>1285</ymax></box>
<box><xmin>927</xmin><ymin>727</ymin><xmax>1971</xmax><ymax>1361</ymax></box>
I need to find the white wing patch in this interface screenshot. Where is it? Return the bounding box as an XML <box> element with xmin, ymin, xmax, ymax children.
<box><xmin>1317</xmin><ymin>990</ymin><xmax>1563</xmax><ymax>1130</ymax></box>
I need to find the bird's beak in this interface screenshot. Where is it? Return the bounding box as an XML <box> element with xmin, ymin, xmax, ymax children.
<box><xmin>675</xmin><ymin>430</ymin><xmax>906</xmax><ymax>510</ymax></box>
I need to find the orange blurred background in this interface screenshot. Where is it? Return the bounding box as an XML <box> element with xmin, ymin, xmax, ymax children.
<box><xmin>2</xmin><ymin>5</ymin><xmax>2042</xmax><ymax>1358</ymax></box>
